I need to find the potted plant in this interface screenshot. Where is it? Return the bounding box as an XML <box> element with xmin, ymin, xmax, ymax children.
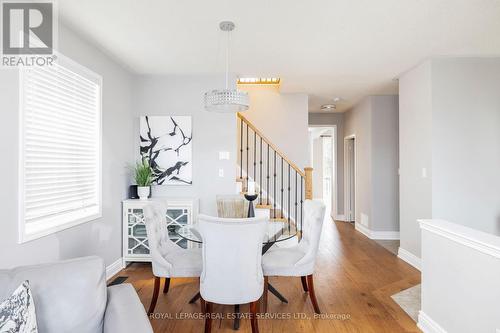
<box><xmin>135</xmin><ymin>159</ymin><xmax>153</xmax><ymax>200</ymax></box>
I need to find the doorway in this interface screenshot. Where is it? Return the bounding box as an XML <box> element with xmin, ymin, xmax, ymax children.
<box><xmin>344</xmin><ymin>135</ymin><xmax>356</xmax><ymax>222</ymax></box>
<box><xmin>308</xmin><ymin>126</ymin><xmax>337</xmax><ymax>215</ymax></box>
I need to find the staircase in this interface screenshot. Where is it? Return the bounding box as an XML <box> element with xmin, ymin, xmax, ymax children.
<box><xmin>236</xmin><ymin>113</ymin><xmax>313</xmax><ymax>237</ymax></box>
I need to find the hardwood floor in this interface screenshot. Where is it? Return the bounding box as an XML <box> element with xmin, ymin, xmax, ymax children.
<box><xmin>115</xmin><ymin>219</ymin><xmax>421</xmax><ymax>333</ymax></box>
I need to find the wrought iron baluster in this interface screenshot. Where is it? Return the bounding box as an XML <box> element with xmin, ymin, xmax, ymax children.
<box><xmin>267</xmin><ymin>144</ymin><xmax>270</xmax><ymax>206</ymax></box>
<box><xmin>288</xmin><ymin>164</ymin><xmax>291</xmax><ymax>231</ymax></box>
<box><xmin>259</xmin><ymin>137</ymin><xmax>263</xmax><ymax>205</ymax></box>
<box><xmin>273</xmin><ymin>150</ymin><xmax>277</xmax><ymax>219</ymax></box>
<box><xmin>281</xmin><ymin>157</ymin><xmax>284</xmax><ymax>219</ymax></box>
<box><xmin>253</xmin><ymin>130</ymin><xmax>256</xmax><ymax>183</ymax></box>
<box><xmin>295</xmin><ymin>170</ymin><xmax>298</xmax><ymax>233</ymax></box>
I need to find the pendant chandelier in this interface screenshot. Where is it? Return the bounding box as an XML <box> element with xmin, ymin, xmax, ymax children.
<box><xmin>204</xmin><ymin>21</ymin><xmax>249</xmax><ymax>113</ymax></box>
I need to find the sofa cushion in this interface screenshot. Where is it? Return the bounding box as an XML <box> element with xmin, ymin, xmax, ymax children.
<box><xmin>0</xmin><ymin>256</ymin><xmax>107</xmax><ymax>333</ymax></box>
<box><xmin>103</xmin><ymin>284</ymin><xmax>153</xmax><ymax>333</ymax></box>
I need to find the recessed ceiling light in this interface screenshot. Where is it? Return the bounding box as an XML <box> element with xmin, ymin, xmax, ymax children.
<box><xmin>321</xmin><ymin>104</ymin><xmax>336</xmax><ymax>111</ymax></box>
<box><xmin>333</xmin><ymin>97</ymin><xmax>341</xmax><ymax>102</ymax></box>
<box><xmin>238</xmin><ymin>77</ymin><xmax>281</xmax><ymax>85</ymax></box>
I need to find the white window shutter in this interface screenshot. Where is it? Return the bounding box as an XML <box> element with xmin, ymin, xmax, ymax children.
<box><xmin>19</xmin><ymin>54</ymin><xmax>102</xmax><ymax>242</ymax></box>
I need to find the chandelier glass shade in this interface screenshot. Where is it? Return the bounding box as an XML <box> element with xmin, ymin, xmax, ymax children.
<box><xmin>204</xmin><ymin>89</ymin><xmax>249</xmax><ymax>113</ymax></box>
<box><xmin>204</xmin><ymin>21</ymin><xmax>249</xmax><ymax>113</ymax></box>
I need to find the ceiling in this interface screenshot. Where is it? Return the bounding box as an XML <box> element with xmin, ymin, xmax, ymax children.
<box><xmin>58</xmin><ymin>0</ymin><xmax>500</xmax><ymax>112</ymax></box>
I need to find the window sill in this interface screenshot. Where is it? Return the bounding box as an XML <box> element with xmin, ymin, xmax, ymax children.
<box><xmin>19</xmin><ymin>211</ymin><xmax>102</xmax><ymax>244</ymax></box>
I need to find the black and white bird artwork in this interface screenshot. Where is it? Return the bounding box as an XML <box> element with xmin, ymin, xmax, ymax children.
<box><xmin>140</xmin><ymin>116</ymin><xmax>193</xmax><ymax>185</ymax></box>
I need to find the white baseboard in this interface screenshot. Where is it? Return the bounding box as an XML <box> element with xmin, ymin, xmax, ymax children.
<box><xmin>397</xmin><ymin>247</ymin><xmax>421</xmax><ymax>271</ymax></box>
<box><xmin>106</xmin><ymin>257</ymin><xmax>125</xmax><ymax>281</ymax></box>
<box><xmin>355</xmin><ymin>222</ymin><xmax>372</xmax><ymax>237</ymax></box>
<box><xmin>354</xmin><ymin>223</ymin><xmax>400</xmax><ymax>240</ymax></box>
<box><xmin>418</xmin><ymin>311</ymin><xmax>447</xmax><ymax>333</ymax></box>
<box><xmin>371</xmin><ymin>230</ymin><xmax>400</xmax><ymax>240</ymax></box>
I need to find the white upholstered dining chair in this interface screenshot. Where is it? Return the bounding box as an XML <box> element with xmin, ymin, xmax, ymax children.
<box><xmin>261</xmin><ymin>199</ymin><xmax>326</xmax><ymax>313</ymax></box>
<box><xmin>197</xmin><ymin>215</ymin><xmax>267</xmax><ymax>333</ymax></box>
<box><xmin>143</xmin><ymin>203</ymin><xmax>202</xmax><ymax>315</ymax></box>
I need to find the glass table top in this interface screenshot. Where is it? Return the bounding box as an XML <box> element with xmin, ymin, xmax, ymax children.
<box><xmin>176</xmin><ymin>221</ymin><xmax>298</xmax><ymax>244</ymax></box>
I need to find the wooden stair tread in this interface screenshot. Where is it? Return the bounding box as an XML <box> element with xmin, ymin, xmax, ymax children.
<box><xmin>255</xmin><ymin>204</ymin><xmax>272</xmax><ymax>209</ymax></box>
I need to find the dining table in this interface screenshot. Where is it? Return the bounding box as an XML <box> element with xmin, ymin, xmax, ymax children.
<box><xmin>175</xmin><ymin>219</ymin><xmax>298</xmax><ymax>330</ymax></box>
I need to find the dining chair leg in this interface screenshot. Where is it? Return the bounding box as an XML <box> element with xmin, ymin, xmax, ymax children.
<box><xmin>204</xmin><ymin>302</ymin><xmax>213</xmax><ymax>333</ymax></box>
<box><xmin>300</xmin><ymin>276</ymin><xmax>308</xmax><ymax>292</ymax></box>
<box><xmin>263</xmin><ymin>276</ymin><xmax>268</xmax><ymax>313</ymax></box>
<box><xmin>233</xmin><ymin>304</ymin><xmax>240</xmax><ymax>330</ymax></box>
<box><xmin>306</xmin><ymin>274</ymin><xmax>320</xmax><ymax>314</ymax></box>
<box><xmin>163</xmin><ymin>277</ymin><xmax>170</xmax><ymax>294</ymax></box>
<box><xmin>250</xmin><ymin>301</ymin><xmax>260</xmax><ymax>333</ymax></box>
<box><xmin>148</xmin><ymin>276</ymin><xmax>161</xmax><ymax>315</ymax></box>
<box><xmin>200</xmin><ymin>297</ymin><xmax>206</xmax><ymax>314</ymax></box>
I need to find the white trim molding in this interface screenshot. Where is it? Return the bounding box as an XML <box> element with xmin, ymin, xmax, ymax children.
<box><xmin>355</xmin><ymin>222</ymin><xmax>400</xmax><ymax>240</ymax></box>
<box><xmin>106</xmin><ymin>257</ymin><xmax>125</xmax><ymax>281</ymax></box>
<box><xmin>418</xmin><ymin>311</ymin><xmax>447</xmax><ymax>333</ymax></box>
<box><xmin>397</xmin><ymin>247</ymin><xmax>421</xmax><ymax>271</ymax></box>
<box><xmin>419</xmin><ymin>219</ymin><xmax>500</xmax><ymax>259</ymax></box>
<box><xmin>343</xmin><ymin>134</ymin><xmax>357</xmax><ymax>223</ymax></box>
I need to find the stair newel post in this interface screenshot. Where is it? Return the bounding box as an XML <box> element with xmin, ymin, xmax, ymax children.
<box><xmin>300</xmin><ymin>177</ymin><xmax>303</xmax><ymax>240</ymax></box>
<box><xmin>304</xmin><ymin>167</ymin><xmax>313</xmax><ymax>200</ymax></box>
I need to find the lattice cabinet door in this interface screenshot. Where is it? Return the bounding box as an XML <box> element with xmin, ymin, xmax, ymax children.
<box><xmin>122</xmin><ymin>198</ymin><xmax>198</xmax><ymax>263</ymax></box>
<box><xmin>127</xmin><ymin>207</ymin><xmax>149</xmax><ymax>258</ymax></box>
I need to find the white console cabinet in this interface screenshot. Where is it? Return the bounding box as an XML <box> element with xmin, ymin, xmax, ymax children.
<box><xmin>122</xmin><ymin>198</ymin><xmax>198</xmax><ymax>264</ymax></box>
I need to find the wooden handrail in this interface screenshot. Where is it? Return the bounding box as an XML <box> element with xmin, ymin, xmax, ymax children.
<box><xmin>237</xmin><ymin>113</ymin><xmax>306</xmax><ymax>178</ymax></box>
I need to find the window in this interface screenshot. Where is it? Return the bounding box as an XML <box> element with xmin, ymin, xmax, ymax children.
<box><xmin>19</xmin><ymin>54</ymin><xmax>102</xmax><ymax>243</ymax></box>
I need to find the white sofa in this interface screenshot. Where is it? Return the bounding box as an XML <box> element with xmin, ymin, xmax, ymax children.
<box><xmin>0</xmin><ymin>256</ymin><xmax>153</xmax><ymax>333</ymax></box>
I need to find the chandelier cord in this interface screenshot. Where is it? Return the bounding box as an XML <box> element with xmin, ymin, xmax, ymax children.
<box><xmin>225</xmin><ymin>30</ymin><xmax>230</xmax><ymax>89</ymax></box>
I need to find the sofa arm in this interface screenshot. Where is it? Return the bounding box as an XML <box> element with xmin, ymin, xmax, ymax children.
<box><xmin>104</xmin><ymin>283</ymin><xmax>153</xmax><ymax>333</ymax></box>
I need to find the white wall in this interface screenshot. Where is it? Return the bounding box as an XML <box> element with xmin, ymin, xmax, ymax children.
<box><xmin>399</xmin><ymin>61</ymin><xmax>433</xmax><ymax>258</ymax></box>
<box><xmin>0</xmin><ymin>24</ymin><xmax>134</xmax><ymax>269</ymax></box>
<box><xmin>431</xmin><ymin>58</ymin><xmax>500</xmax><ymax>236</ymax></box>
<box><xmin>371</xmin><ymin>96</ymin><xmax>400</xmax><ymax>232</ymax></box>
<box><xmin>344</xmin><ymin>98</ymin><xmax>373</xmax><ymax>228</ymax></box>
<box><xmin>308</xmin><ymin>113</ymin><xmax>345</xmax><ymax>216</ymax></box>
<box><xmin>240</xmin><ymin>86</ymin><xmax>309</xmax><ymax>169</ymax></box>
<box><xmin>133</xmin><ymin>75</ymin><xmax>238</xmax><ymax>216</ymax></box>
<box><xmin>343</xmin><ymin>95</ymin><xmax>400</xmax><ymax>233</ymax></box>
<box><xmin>399</xmin><ymin>58</ymin><xmax>500</xmax><ymax>260</ymax></box>
<box><xmin>419</xmin><ymin>219</ymin><xmax>500</xmax><ymax>333</ymax></box>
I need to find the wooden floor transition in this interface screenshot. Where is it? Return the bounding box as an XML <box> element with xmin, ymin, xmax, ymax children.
<box><xmin>115</xmin><ymin>219</ymin><xmax>421</xmax><ymax>333</ymax></box>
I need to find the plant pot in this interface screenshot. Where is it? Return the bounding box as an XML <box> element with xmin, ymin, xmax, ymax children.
<box><xmin>137</xmin><ymin>186</ymin><xmax>150</xmax><ymax>200</ymax></box>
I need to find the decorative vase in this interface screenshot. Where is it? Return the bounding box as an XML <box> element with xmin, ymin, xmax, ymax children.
<box><xmin>137</xmin><ymin>186</ymin><xmax>150</xmax><ymax>200</ymax></box>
